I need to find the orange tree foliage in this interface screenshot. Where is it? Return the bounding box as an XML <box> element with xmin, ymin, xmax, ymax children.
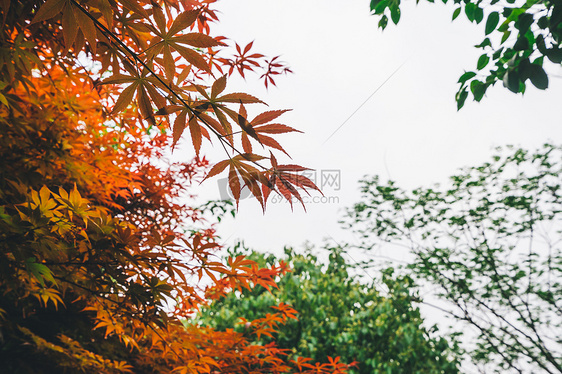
<box><xmin>0</xmin><ymin>0</ymin><xmax>349</xmax><ymax>372</ymax></box>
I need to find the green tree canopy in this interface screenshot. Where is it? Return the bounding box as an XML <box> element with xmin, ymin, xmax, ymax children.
<box><xmin>344</xmin><ymin>143</ymin><xmax>562</xmax><ymax>373</ymax></box>
<box><xmin>197</xmin><ymin>245</ymin><xmax>460</xmax><ymax>374</ymax></box>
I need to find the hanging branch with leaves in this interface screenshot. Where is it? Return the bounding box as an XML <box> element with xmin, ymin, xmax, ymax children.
<box><xmin>11</xmin><ymin>0</ymin><xmax>317</xmax><ymax>209</ymax></box>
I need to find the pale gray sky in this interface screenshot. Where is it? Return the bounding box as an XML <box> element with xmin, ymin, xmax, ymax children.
<box><xmin>181</xmin><ymin>0</ymin><xmax>562</xmax><ymax>259</ymax></box>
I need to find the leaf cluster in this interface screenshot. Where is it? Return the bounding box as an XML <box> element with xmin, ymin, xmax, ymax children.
<box><xmin>0</xmin><ymin>63</ymin><xmax>301</xmax><ymax>372</ymax></box>
<box><xmin>370</xmin><ymin>0</ymin><xmax>562</xmax><ymax>108</ymax></box>
<box><xmin>0</xmin><ymin>1</ymin><xmax>340</xmax><ymax>372</ymax></box>
<box><xmin>0</xmin><ymin>0</ymin><xmax>318</xmax><ymax>210</ymax></box>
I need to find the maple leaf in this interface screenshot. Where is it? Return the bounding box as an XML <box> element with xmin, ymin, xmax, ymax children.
<box><xmin>190</xmin><ymin>78</ymin><xmax>265</xmax><ymax>147</ymax></box>
<box><xmin>102</xmin><ymin>70</ymin><xmax>163</xmax><ymax>121</ymax></box>
<box><xmin>168</xmin><ymin>108</ymin><xmax>211</xmax><ymax>152</ymax></box>
<box><xmin>271</xmin><ymin>302</ymin><xmax>298</xmax><ymax>321</ymax></box>
<box><xmin>204</xmin><ymin>154</ymin><xmax>268</xmax><ymax>209</ymax></box>
<box><xmin>144</xmin><ymin>7</ymin><xmax>223</xmax><ymax>76</ymax></box>
<box><xmin>230</xmin><ymin>41</ymin><xmax>264</xmax><ymax>78</ymax></box>
<box><xmin>263</xmin><ymin>153</ymin><xmax>322</xmax><ymax>210</ymax></box>
<box><xmin>261</xmin><ymin>56</ymin><xmax>294</xmax><ymax>88</ymax></box>
<box><xmin>241</xmin><ymin>107</ymin><xmax>301</xmax><ymax>157</ymax></box>
<box><xmin>31</xmin><ymin>0</ymin><xmax>64</xmax><ymax>24</ymax></box>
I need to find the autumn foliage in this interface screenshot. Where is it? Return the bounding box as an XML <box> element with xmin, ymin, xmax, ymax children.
<box><xmin>0</xmin><ymin>0</ymin><xmax>349</xmax><ymax>372</ymax></box>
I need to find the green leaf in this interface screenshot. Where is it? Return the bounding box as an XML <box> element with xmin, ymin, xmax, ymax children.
<box><xmin>547</xmin><ymin>47</ymin><xmax>562</xmax><ymax>63</ymax></box>
<box><xmin>513</xmin><ymin>36</ymin><xmax>529</xmax><ymax>51</ymax></box>
<box><xmin>26</xmin><ymin>258</ymin><xmax>56</xmax><ymax>287</ymax></box>
<box><xmin>474</xmin><ymin>6</ymin><xmax>484</xmax><ymax>23</ymax></box>
<box><xmin>456</xmin><ymin>87</ymin><xmax>469</xmax><ymax>110</ymax></box>
<box><xmin>517</xmin><ymin>58</ymin><xmax>532</xmax><ymax>80</ymax></box>
<box><xmin>452</xmin><ymin>7</ymin><xmax>461</xmax><ymax>20</ymax></box>
<box><xmin>493</xmin><ymin>47</ymin><xmax>504</xmax><ymax>59</ymax></box>
<box><xmin>470</xmin><ymin>80</ymin><xmax>487</xmax><ymax>101</ymax></box>
<box><xmin>503</xmin><ymin>70</ymin><xmax>520</xmax><ymax>92</ymax></box>
<box><xmin>528</xmin><ymin>64</ymin><xmax>548</xmax><ymax>89</ymax></box>
<box><xmin>498</xmin><ymin>19</ymin><xmax>510</xmax><ymax>32</ymax></box>
<box><xmin>458</xmin><ymin>71</ymin><xmax>476</xmax><ymax>83</ymax></box>
<box><xmin>532</xmin><ymin>56</ymin><xmax>544</xmax><ymax>65</ymax></box>
<box><xmin>536</xmin><ymin>34</ymin><xmax>547</xmax><ymax>54</ymax></box>
<box><xmin>379</xmin><ymin>14</ymin><xmax>389</xmax><ymax>29</ymax></box>
<box><xmin>465</xmin><ymin>3</ymin><xmax>476</xmax><ymax>22</ymax></box>
<box><xmin>475</xmin><ymin>38</ymin><xmax>491</xmax><ymax>48</ymax></box>
<box><xmin>537</xmin><ymin>15</ymin><xmax>548</xmax><ymax>29</ymax></box>
<box><xmin>390</xmin><ymin>4</ymin><xmax>401</xmax><ymax>24</ymax></box>
<box><xmin>373</xmin><ymin>0</ymin><xmax>388</xmax><ymax>15</ymax></box>
<box><xmin>517</xmin><ymin>13</ymin><xmax>534</xmax><ymax>34</ymax></box>
<box><xmin>0</xmin><ymin>92</ymin><xmax>8</xmax><ymax>106</ymax></box>
<box><xmin>501</xmin><ymin>30</ymin><xmax>511</xmax><ymax>44</ymax></box>
<box><xmin>485</xmin><ymin>12</ymin><xmax>500</xmax><ymax>35</ymax></box>
<box><xmin>477</xmin><ymin>54</ymin><xmax>490</xmax><ymax>70</ymax></box>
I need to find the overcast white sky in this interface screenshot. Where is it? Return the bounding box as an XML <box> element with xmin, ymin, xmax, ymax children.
<box><xmin>181</xmin><ymin>0</ymin><xmax>562</xmax><ymax>260</ymax></box>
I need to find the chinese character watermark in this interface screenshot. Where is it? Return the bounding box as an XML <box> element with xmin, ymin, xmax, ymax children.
<box><xmin>217</xmin><ymin>169</ymin><xmax>341</xmax><ymax>204</ymax></box>
<box><xmin>320</xmin><ymin>170</ymin><xmax>340</xmax><ymax>190</ymax></box>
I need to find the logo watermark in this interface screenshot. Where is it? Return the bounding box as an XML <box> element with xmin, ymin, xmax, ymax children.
<box><xmin>269</xmin><ymin>194</ymin><xmax>340</xmax><ymax>205</ymax></box>
<box><xmin>217</xmin><ymin>169</ymin><xmax>342</xmax><ymax>205</ymax></box>
<box><xmin>217</xmin><ymin>177</ymin><xmax>253</xmax><ymax>201</ymax></box>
